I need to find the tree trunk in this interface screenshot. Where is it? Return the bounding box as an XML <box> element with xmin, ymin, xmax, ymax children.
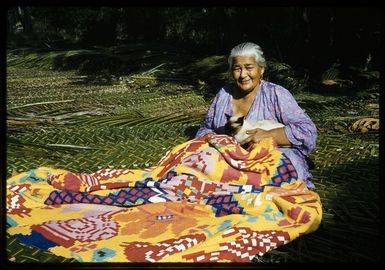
<box><xmin>17</xmin><ymin>6</ymin><xmax>33</xmax><ymax>34</ymax></box>
<box><xmin>7</xmin><ymin>8</ymin><xmax>18</xmax><ymax>36</ymax></box>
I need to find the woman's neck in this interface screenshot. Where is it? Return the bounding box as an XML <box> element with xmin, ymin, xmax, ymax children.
<box><xmin>231</xmin><ymin>82</ymin><xmax>261</xmax><ymax>117</ymax></box>
<box><xmin>232</xmin><ymin>83</ymin><xmax>260</xmax><ymax>101</ymax></box>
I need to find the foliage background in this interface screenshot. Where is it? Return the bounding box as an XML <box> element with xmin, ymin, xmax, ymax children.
<box><xmin>7</xmin><ymin>7</ymin><xmax>382</xmax><ymax>78</ymax></box>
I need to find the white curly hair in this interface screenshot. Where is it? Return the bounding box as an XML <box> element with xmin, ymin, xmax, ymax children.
<box><xmin>228</xmin><ymin>42</ymin><xmax>267</xmax><ymax>70</ymax></box>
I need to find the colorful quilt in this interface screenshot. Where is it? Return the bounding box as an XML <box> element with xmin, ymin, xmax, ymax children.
<box><xmin>6</xmin><ymin>134</ymin><xmax>322</xmax><ymax>262</ymax></box>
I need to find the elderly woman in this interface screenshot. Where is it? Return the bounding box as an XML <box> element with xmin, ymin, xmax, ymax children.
<box><xmin>195</xmin><ymin>42</ymin><xmax>317</xmax><ymax>189</ymax></box>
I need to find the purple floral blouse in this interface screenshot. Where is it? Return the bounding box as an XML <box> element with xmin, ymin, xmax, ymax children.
<box><xmin>195</xmin><ymin>80</ymin><xmax>317</xmax><ymax>189</ymax></box>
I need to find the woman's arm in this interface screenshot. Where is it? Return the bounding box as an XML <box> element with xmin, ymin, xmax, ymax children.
<box><xmin>275</xmin><ymin>86</ymin><xmax>317</xmax><ymax>155</ymax></box>
<box><xmin>241</xmin><ymin>85</ymin><xmax>316</xmax><ymax>155</ymax></box>
<box><xmin>241</xmin><ymin>127</ymin><xmax>291</xmax><ymax>146</ymax></box>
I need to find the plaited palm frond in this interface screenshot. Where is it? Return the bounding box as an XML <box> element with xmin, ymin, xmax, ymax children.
<box><xmin>6</xmin><ymin>48</ymin><xmax>380</xmax><ymax>263</ymax></box>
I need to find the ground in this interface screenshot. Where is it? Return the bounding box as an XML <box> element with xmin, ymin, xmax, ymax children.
<box><xmin>5</xmin><ymin>45</ymin><xmax>380</xmax><ymax>263</ymax></box>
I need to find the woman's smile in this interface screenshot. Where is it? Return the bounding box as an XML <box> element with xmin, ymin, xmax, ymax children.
<box><xmin>240</xmin><ymin>79</ymin><xmax>251</xmax><ymax>84</ymax></box>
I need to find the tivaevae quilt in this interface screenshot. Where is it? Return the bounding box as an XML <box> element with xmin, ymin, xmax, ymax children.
<box><xmin>7</xmin><ymin>134</ymin><xmax>322</xmax><ymax>262</ymax></box>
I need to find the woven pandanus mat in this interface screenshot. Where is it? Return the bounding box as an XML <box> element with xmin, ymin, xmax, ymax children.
<box><xmin>7</xmin><ymin>123</ymin><xmax>200</xmax><ymax>175</ymax></box>
<box><xmin>6</xmin><ymin>234</ymin><xmax>77</xmax><ymax>263</ymax></box>
<box><xmin>279</xmin><ymin>91</ymin><xmax>380</xmax><ymax>262</ymax></box>
<box><xmin>6</xmin><ymin>66</ymin><xmax>380</xmax><ymax>263</ymax></box>
<box><xmin>279</xmin><ymin>133</ymin><xmax>380</xmax><ymax>262</ymax></box>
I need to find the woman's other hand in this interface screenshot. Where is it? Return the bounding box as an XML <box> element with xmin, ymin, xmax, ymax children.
<box><xmin>240</xmin><ymin>127</ymin><xmax>292</xmax><ymax>147</ymax></box>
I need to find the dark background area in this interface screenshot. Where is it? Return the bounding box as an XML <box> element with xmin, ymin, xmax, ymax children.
<box><xmin>7</xmin><ymin>6</ymin><xmax>382</xmax><ymax>79</ymax></box>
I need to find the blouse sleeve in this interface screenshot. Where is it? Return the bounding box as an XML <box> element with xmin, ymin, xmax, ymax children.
<box><xmin>274</xmin><ymin>86</ymin><xmax>317</xmax><ymax>156</ymax></box>
<box><xmin>195</xmin><ymin>93</ymin><xmax>220</xmax><ymax>138</ymax></box>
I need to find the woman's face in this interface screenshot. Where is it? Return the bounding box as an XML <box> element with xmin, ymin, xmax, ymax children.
<box><xmin>231</xmin><ymin>55</ymin><xmax>264</xmax><ymax>94</ymax></box>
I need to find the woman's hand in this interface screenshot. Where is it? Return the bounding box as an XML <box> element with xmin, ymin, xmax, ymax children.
<box><xmin>240</xmin><ymin>128</ymin><xmax>271</xmax><ymax>145</ymax></box>
<box><xmin>240</xmin><ymin>127</ymin><xmax>292</xmax><ymax>147</ymax></box>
